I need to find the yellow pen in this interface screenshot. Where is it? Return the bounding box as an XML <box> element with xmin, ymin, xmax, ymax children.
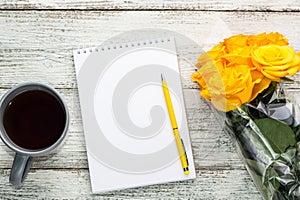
<box><xmin>161</xmin><ymin>74</ymin><xmax>189</xmax><ymax>175</ymax></box>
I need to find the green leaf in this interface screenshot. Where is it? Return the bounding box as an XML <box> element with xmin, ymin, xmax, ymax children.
<box><xmin>254</xmin><ymin>118</ymin><xmax>296</xmax><ymax>154</ymax></box>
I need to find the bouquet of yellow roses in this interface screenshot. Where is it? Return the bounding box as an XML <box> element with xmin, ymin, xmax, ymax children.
<box><xmin>192</xmin><ymin>32</ymin><xmax>300</xmax><ymax>200</ymax></box>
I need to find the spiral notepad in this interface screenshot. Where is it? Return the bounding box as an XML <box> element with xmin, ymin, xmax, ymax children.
<box><xmin>73</xmin><ymin>37</ymin><xmax>196</xmax><ymax>193</ymax></box>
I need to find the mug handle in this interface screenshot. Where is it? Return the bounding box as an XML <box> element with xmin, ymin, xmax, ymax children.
<box><xmin>9</xmin><ymin>153</ymin><xmax>32</xmax><ymax>187</ymax></box>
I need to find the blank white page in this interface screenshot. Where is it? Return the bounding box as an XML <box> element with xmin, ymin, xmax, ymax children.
<box><xmin>73</xmin><ymin>37</ymin><xmax>196</xmax><ymax>193</ymax></box>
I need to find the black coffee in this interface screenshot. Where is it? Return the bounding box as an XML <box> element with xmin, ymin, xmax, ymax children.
<box><xmin>3</xmin><ymin>90</ymin><xmax>66</xmax><ymax>150</ymax></box>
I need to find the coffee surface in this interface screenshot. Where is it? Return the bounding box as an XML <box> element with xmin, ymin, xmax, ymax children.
<box><xmin>3</xmin><ymin>90</ymin><xmax>66</xmax><ymax>150</ymax></box>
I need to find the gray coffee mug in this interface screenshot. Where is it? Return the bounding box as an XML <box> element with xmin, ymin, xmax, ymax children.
<box><xmin>0</xmin><ymin>83</ymin><xmax>69</xmax><ymax>186</ymax></box>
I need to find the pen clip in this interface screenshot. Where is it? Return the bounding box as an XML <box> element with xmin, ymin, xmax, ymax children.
<box><xmin>181</xmin><ymin>139</ymin><xmax>189</xmax><ymax>166</ymax></box>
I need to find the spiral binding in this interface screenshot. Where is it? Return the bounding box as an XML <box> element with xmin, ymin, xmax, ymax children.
<box><xmin>76</xmin><ymin>37</ymin><xmax>172</xmax><ymax>55</ymax></box>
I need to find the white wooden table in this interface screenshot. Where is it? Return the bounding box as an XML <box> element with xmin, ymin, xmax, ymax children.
<box><xmin>1</xmin><ymin>1</ymin><xmax>300</xmax><ymax>199</ymax></box>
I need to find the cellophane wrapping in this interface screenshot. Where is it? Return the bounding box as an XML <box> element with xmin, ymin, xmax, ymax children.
<box><xmin>215</xmin><ymin>82</ymin><xmax>300</xmax><ymax>199</ymax></box>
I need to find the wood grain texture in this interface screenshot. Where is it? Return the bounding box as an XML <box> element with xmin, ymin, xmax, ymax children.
<box><xmin>1</xmin><ymin>10</ymin><xmax>300</xmax><ymax>199</ymax></box>
<box><xmin>0</xmin><ymin>0</ymin><xmax>300</xmax><ymax>11</ymax></box>
<box><xmin>0</xmin><ymin>169</ymin><xmax>261</xmax><ymax>199</ymax></box>
<box><xmin>0</xmin><ymin>89</ymin><xmax>244</xmax><ymax>170</ymax></box>
<box><xmin>1</xmin><ymin>11</ymin><xmax>300</xmax><ymax>89</ymax></box>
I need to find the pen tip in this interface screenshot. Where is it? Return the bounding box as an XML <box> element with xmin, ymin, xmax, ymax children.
<box><xmin>183</xmin><ymin>167</ymin><xmax>189</xmax><ymax>175</ymax></box>
<box><xmin>161</xmin><ymin>73</ymin><xmax>164</xmax><ymax>81</ymax></box>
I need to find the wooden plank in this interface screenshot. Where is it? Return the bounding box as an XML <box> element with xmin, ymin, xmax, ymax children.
<box><xmin>1</xmin><ymin>11</ymin><xmax>300</xmax><ymax>89</ymax></box>
<box><xmin>0</xmin><ymin>169</ymin><xmax>262</xmax><ymax>199</ymax></box>
<box><xmin>1</xmin><ymin>86</ymin><xmax>298</xmax><ymax>169</ymax></box>
<box><xmin>1</xmin><ymin>10</ymin><xmax>300</xmax><ymax>198</ymax></box>
<box><xmin>0</xmin><ymin>89</ymin><xmax>245</xmax><ymax>169</ymax></box>
<box><xmin>0</xmin><ymin>129</ymin><xmax>245</xmax><ymax>170</ymax></box>
<box><xmin>0</xmin><ymin>0</ymin><xmax>299</xmax><ymax>11</ymax></box>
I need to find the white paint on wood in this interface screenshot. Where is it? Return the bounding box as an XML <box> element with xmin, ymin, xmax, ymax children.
<box><xmin>1</xmin><ymin>9</ymin><xmax>299</xmax><ymax>199</ymax></box>
<box><xmin>0</xmin><ymin>89</ymin><xmax>244</xmax><ymax>169</ymax></box>
<box><xmin>1</xmin><ymin>11</ymin><xmax>300</xmax><ymax>88</ymax></box>
<box><xmin>0</xmin><ymin>0</ymin><xmax>299</xmax><ymax>11</ymax></box>
<box><xmin>0</xmin><ymin>169</ymin><xmax>262</xmax><ymax>199</ymax></box>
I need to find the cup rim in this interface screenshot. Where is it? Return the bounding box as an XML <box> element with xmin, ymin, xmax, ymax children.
<box><xmin>0</xmin><ymin>82</ymin><xmax>69</xmax><ymax>156</ymax></box>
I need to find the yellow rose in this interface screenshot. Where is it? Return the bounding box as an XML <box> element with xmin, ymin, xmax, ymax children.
<box><xmin>251</xmin><ymin>44</ymin><xmax>300</xmax><ymax>81</ymax></box>
<box><xmin>222</xmin><ymin>45</ymin><xmax>253</xmax><ymax>66</ymax></box>
<box><xmin>196</xmin><ymin>42</ymin><xmax>226</xmax><ymax>68</ymax></box>
<box><xmin>222</xmin><ymin>33</ymin><xmax>288</xmax><ymax>67</ymax></box>
<box><xmin>224</xmin><ymin>34</ymin><xmax>249</xmax><ymax>53</ymax></box>
<box><xmin>192</xmin><ymin>32</ymin><xmax>299</xmax><ymax>112</ymax></box>
<box><xmin>191</xmin><ymin>61</ymin><xmax>271</xmax><ymax>112</ymax></box>
<box><xmin>248</xmin><ymin>32</ymin><xmax>289</xmax><ymax>46</ymax></box>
